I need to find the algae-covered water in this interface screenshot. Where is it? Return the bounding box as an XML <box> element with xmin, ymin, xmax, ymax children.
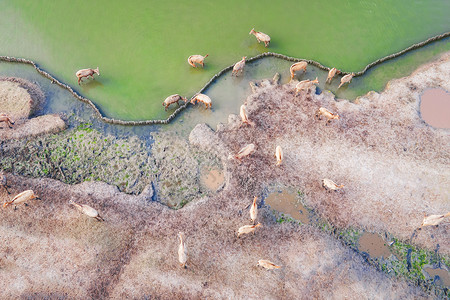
<box><xmin>0</xmin><ymin>1</ymin><xmax>449</xmax><ymax>121</ymax></box>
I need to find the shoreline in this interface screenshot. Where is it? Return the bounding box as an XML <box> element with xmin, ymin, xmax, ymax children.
<box><xmin>1</xmin><ymin>31</ymin><xmax>449</xmax><ymax>126</ymax></box>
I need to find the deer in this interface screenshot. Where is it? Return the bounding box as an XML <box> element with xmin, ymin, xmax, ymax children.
<box><xmin>232</xmin><ymin>57</ymin><xmax>246</xmax><ymax>76</ymax></box>
<box><xmin>240</xmin><ymin>105</ymin><xmax>255</xmax><ymax>127</ymax></box>
<box><xmin>178</xmin><ymin>232</ymin><xmax>187</xmax><ymax>268</ymax></box>
<box><xmin>75</xmin><ymin>67</ymin><xmax>100</xmax><ymax>85</ymax></box>
<box><xmin>249</xmin><ymin>28</ymin><xmax>270</xmax><ymax>47</ymax></box>
<box><xmin>290</xmin><ymin>62</ymin><xmax>307</xmax><ymax>79</ymax></box>
<box><xmin>0</xmin><ymin>113</ymin><xmax>15</xmax><ymax>128</ymax></box>
<box><xmin>326</xmin><ymin>67</ymin><xmax>341</xmax><ymax>83</ymax></box>
<box><xmin>163</xmin><ymin>94</ymin><xmax>188</xmax><ymax>111</ymax></box>
<box><xmin>188</xmin><ymin>54</ymin><xmax>209</xmax><ymax>68</ymax></box>
<box><xmin>190</xmin><ymin>93</ymin><xmax>212</xmax><ymax>109</ymax></box>
<box><xmin>322</xmin><ymin>178</ymin><xmax>344</xmax><ymax>191</ymax></box>
<box><xmin>295</xmin><ymin>78</ymin><xmax>319</xmax><ymax>95</ymax></box>
<box><xmin>338</xmin><ymin>73</ymin><xmax>354</xmax><ymax>89</ymax></box>
<box><xmin>316</xmin><ymin>107</ymin><xmax>339</xmax><ymax>124</ymax></box>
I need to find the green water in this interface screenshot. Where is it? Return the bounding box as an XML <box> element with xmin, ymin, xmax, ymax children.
<box><xmin>0</xmin><ymin>1</ymin><xmax>449</xmax><ymax>121</ymax></box>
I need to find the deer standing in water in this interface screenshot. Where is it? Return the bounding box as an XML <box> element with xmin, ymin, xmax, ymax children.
<box><xmin>76</xmin><ymin>67</ymin><xmax>100</xmax><ymax>85</ymax></box>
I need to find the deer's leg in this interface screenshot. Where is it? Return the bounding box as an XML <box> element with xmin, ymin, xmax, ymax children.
<box><xmin>78</xmin><ymin>77</ymin><xmax>82</xmax><ymax>85</ymax></box>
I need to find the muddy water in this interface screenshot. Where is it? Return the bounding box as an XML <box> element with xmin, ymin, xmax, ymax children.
<box><xmin>1</xmin><ymin>1</ymin><xmax>449</xmax><ymax>120</ymax></box>
<box><xmin>420</xmin><ymin>88</ymin><xmax>450</xmax><ymax>129</ymax></box>
<box><xmin>265</xmin><ymin>191</ymin><xmax>310</xmax><ymax>224</ymax></box>
<box><xmin>358</xmin><ymin>232</ymin><xmax>391</xmax><ymax>258</ymax></box>
<box><xmin>423</xmin><ymin>267</ymin><xmax>450</xmax><ymax>287</ymax></box>
<box><xmin>200</xmin><ymin>167</ymin><xmax>224</xmax><ymax>191</ymax></box>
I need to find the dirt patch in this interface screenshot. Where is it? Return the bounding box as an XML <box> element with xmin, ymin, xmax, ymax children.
<box><xmin>265</xmin><ymin>190</ymin><xmax>310</xmax><ymax>224</ymax></box>
<box><xmin>358</xmin><ymin>232</ymin><xmax>391</xmax><ymax>258</ymax></box>
<box><xmin>2</xmin><ymin>54</ymin><xmax>450</xmax><ymax>298</ymax></box>
<box><xmin>200</xmin><ymin>167</ymin><xmax>224</xmax><ymax>191</ymax></box>
<box><xmin>420</xmin><ymin>88</ymin><xmax>450</xmax><ymax>128</ymax></box>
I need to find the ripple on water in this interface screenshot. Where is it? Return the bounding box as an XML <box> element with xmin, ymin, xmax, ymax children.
<box><xmin>420</xmin><ymin>88</ymin><xmax>450</xmax><ymax>129</ymax></box>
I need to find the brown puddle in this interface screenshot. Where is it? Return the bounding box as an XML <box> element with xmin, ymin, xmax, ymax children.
<box><xmin>423</xmin><ymin>267</ymin><xmax>450</xmax><ymax>287</ymax></box>
<box><xmin>358</xmin><ymin>232</ymin><xmax>391</xmax><ymax>258</ymax></box>
<box><xmin>420</xmin><ymin>88</ymin><xmax>450</xmax><ymax>129</ymax></box>
<box><xmin>265</xmin><ymin>190</ymin><xmax>310</xmax><ymax>224</ymax></box>
<box><xmin>200</xmin><ymin>167</ymin><xmax>224</xmax><ymax>191</ymax></box>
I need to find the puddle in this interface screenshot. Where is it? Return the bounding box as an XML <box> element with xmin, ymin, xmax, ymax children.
<box><xmin>200</xmin><ymin>167</ymin><xmax>224</xmax><ymax>191</ymax></box>
<box><xmin>420</xmin><ymin>88</ymin><xmax>450</xmax><ymax>129</ymax></box>
<box><xmin>265</xmin><ymin>190</ymin><xmax>310</xmax><ymax>224</ymax></box>
<box><xmin>423</xmin><ymin>267</ymin><xmax>450</xmax><ymax>287</ymax></box>
<box><xmin>358</xmin><ymin>232</ymin><xmax>391</xmax><ymax>258</ymax></box>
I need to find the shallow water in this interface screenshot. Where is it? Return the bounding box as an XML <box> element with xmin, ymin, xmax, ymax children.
<box><xmin>423</xmin><ymin>267</ymin><xmax>450</xmax><ymax>287</ymax></box>
<box><xmin>0</xmin><ymin>1</ymin><xmax>449</xmax><ymax>120</ymax></box>
<box><xmin>420</xmin><ymin>88</ymin><xmax>450</xmax><ymax>129</ymax></box>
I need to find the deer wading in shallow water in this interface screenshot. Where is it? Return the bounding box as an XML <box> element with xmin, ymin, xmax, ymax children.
<box><xmin>290</xmin><ymin>61</ymin><xmax>307</xmax><ymax>79</ymax></box>
<box><xmin>326</xmin><ymin>67</ymin><xmax>341</xmax><ymax>83</ymax></box>
<box><xmin>232</xmin><ymin>57</ymin><xmax>247</xmax><ymax>76</ymax></box>
<box><xmin>316</xmin><ymin>107</ymin><xmax>340</xmax><ymax>124</ymax></box>
<box><xmin>249</xmin><ymin>28</ymin><xmax>271</xmax><ymax>47</ymax></box>
<box><xmin>76</xmin><ymin>67</ymin><xmax>100</xmax><ymax>85</ymax></box>
<box><xmin>162</xmin><ymin>94</ymin><xmax>188</xmax><ymax>111</ymax></box>
<box><xmin>190</xmin><ymin>93</ymin><xmax>212</xmax><ymax>109</ymax></box>
<box><xmin>338</xmin><ymin>73</ymin><xmax>354</xmax><ymax>89</ymax></box>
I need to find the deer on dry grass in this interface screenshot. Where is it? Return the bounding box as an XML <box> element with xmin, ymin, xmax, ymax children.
<box><xmin>0</xmin><ymin>113</ymin><xmax>15</xmax><ymax>128</ymax></box>
<box><xmin>249</xmin><ymin>28</ymin><xmax>270</xmax><ymax>47</ymax></box>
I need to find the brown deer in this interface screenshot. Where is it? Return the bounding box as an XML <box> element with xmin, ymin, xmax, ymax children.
<box><xmin>162</xmin><ymin>94</ymin><xmax>188</xmax><ymax>111</ymax></box>
<box><xmin>232</xmin><ymin>57</ymin><xmax>246</xmax><ymax>76</ymax></box>
<box><xmin>76</xmin><ymin>67</ymin><xmax>100</xmax><ymax>85</ymax></box>
<box><xmin>326</xmin><ymin>67</ymin><xmax>341</xmax><ymax>83</ymax></box>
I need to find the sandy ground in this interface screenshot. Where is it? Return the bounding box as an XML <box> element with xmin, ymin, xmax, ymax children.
<box><xmin>0</xmin><ymin>77</ymin><xmax>65</xmax><ymax>139</ymax></box>
<box><xmin>1</xmin><ymin>53</ymin><xmax>449</xmax><ymax>298</ymax></box>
